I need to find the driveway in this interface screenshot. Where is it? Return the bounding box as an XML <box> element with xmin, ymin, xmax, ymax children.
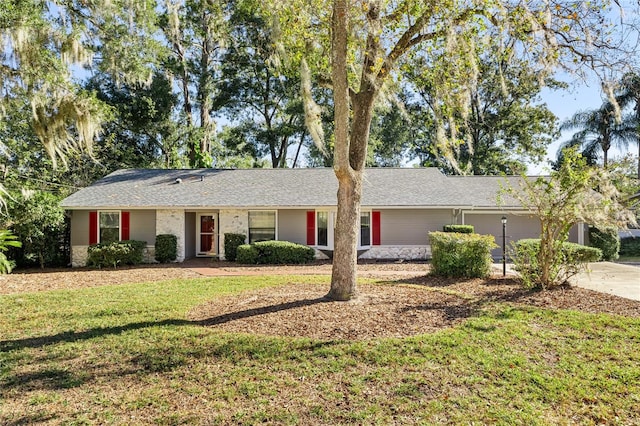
<box><xmin>570</xmin><ymin>262</ymin><xmax>640</xmax><ymax>301</ymax></box>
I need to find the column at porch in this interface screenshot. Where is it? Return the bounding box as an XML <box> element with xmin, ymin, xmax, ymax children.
<box><xmin>156</xmin><ymin>209</ymin><xmax>186</xmax><ymax>262</ymax></box>
<box><xmin>218</xmin><ymin>209</ymin><xmax>248</xmax><ymax>260</ymax></box>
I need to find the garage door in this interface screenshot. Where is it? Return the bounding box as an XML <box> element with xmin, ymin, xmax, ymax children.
<box><xmin>464</xmin><ymin>213</ymin><xmax>540</xmax><ymax>259</ymax></box>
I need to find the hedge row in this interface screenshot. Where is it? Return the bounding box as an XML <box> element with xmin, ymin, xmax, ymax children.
<box><xmin>442</xmin><ymin>225</ymin><xmax>474</xmax><ymax>234</ymax></box>
<box><xmin>588</xmin><ymin>227</ymin><xmax>619</xmax><ymax>261</ymax></box>
<box><xmin>87</xmin><ymin>240</ymin><xmax>146</xmax><ymax>268</ymax></box>
<box><xmin>515</xmin><ymin>239</ymin><xmax>602</xmax><ymax>264</ymax></box>
<box><xmin>620</xmin><ymin>236</ymin><xmax>640</xmax><ymax>257</ymax></box>
<box><xmin>429</xmin><ymin>231</ymin><xmax>496</xmax><ymax>278</ymax></box>
<box><xmin>155</xmin><ymin>234</ymin><xmax>177</xmax><ymax>263</ymax></box>
<box><xmin>236</xmin><ymin>241</ymin><xmax>315</xmax><ymax>265</ymax></box>
<box><xmin>224</xmin><ymin>233</ymin><xmax>247</xmax><ymax>262</ymax></box>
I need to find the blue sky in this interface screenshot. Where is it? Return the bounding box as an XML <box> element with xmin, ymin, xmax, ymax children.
<box><xmin>530</xmin><ymin>83</ymin><xmax>606</xmax><ymax>174</ymax></box>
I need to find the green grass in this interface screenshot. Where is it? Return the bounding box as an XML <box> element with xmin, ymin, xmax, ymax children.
<box><xmin>2</xmin><ymin>274</ymin><xmax>640</xmax><ymax>425</ymax></box>
<box><xmin>618</xmin><ymin>255</ymin><xmax>640</xmax><ymax>262</ymax></box>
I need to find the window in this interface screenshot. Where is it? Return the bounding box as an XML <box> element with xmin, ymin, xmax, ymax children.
<box><xmin>317</xmin><ymin>211</ymin><xmax>328</xmax><ymax>247</ymax></box>
<box><xmin>360</xmin><ymin>212</ymin><xmax>371</xmax><ymax>246</ymax></box>
<box><xmin>99</xmin><ymin>211</ymin><xmax>120</xmax><ymax>244</ymax></box>
<box><xmin>248</xmin><ymin>211</ymin><xmax>276</xmax><ymax>243</ymax></box>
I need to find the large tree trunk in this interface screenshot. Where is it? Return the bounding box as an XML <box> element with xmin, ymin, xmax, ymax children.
<box><xmin>328</xmin><ymin>0</ymin><xmax>356</xmax><ymax>300</ymax></box>
<box><xmin>329</xmin><ymin>170</ymin><xmax>362</xmax><ymax>300</ymax></box>
<box><xmin>328</xmin><ymin>0</ymin><xmax>379</xmax><ymax>301</ymax></box>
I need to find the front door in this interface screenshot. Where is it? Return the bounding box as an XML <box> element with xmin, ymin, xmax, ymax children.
<box><xmin>197</xmin><ymin>213</ymin><xmax>218</xmax><ymax>256</ymax></box>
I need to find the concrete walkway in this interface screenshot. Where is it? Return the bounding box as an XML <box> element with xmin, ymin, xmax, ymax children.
<box><xmin>570</xmin><ymin>262</ymin><xmax>640</xmax><ymax>301</ymax></box>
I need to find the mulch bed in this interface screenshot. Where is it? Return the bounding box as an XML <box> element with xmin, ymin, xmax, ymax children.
<box><xmin>188</xmin><ymin>275</ymin><xmax>640</xmax><ymax>340</ymax></box>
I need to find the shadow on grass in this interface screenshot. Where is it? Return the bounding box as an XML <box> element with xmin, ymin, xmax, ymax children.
<box><xmin>1</xmin><ymin>414</ymin><xmax>58</xmax><ymax>426</ymax></box>
<box><xmin>1</xmin><ymin>297</ymin><xmax>332</xmax><ymax>393</ymax></box>
<box><xmin>1</xmin><ymin>367</ymin><xmax>88</xmax><ymax>391</ymax></box>
<box><xmin>0</xmin><ymin>298</ymin><xmax>330</xmax><ymax>353</ymax></box>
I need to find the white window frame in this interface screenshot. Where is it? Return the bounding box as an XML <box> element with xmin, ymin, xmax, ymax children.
<box><xmin>97</xmin><ymin>210</ymin><xmax>121</xmax><ymax>244</ymax></box>
<box><xmin>316</xmin><ymin>210</ymin><xmax>332</xmax><ymax>249</ymax></box>
<box><xmin>359</xmin><ymin>210</ymin><xmax>372</xmax><ymax>249</ymax></box>
<box><xmin>196</xmin><ymin>212</ymin><xmax>218</xmax><ymax>256</ymax></box>
<box><xmin>248</xmin><ymin>210</ymin><xmax>278</xmax><ymax>243</ymax></box>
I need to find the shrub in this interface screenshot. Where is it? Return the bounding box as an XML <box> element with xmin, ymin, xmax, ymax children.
<box><xmin>588</xmin><ymin>227</ymin><xmax>619</xmax><ymax>261</ymax></box>
<box><xmin>620</xmin><ymin>236</ymin><xmax>640</xmax><ymax>257</ymax></box>
<box><xmin>224</xmin><ymin>233</ymin><xmax>246</xmax><ymax>262</ymax></box>
<box><xmin>7</xmin><ymin>191</ymin><xmax>68</xmax><ymax>268</ymax></box>
<box><xmin>236</xmin><ymin>244</ymin><xmax>259</xmax><ymax>264</ymax></box>
<box><xmin>429</xmin><ymin>231</ymin><xmax>497</xmax><ymax>278</ymax></box>
<box><xmin>253</xmin><ymin>241</ymin><xmax>315</xmax><ymax>264</ymax></box>
<box><xmin>236</xmin><ymin>241</ymin><xmax>315</xmax><ymax>265</ymax></box>
<box><xmin>87</xmin><ymin>240</ymin><xmax>146</xmax><ymax>268</ymax></box>
<box><xmin>0</xmin><ymin>229</ymin><xmax>21</xmax><ymax>274</ymax></box>
<box><xmin>155</xmin><ymin>234</ymin><xmax>177</xmax><ymax>263</ymax></box>
<box><xmin>513</xmin><ymin>239</ymin><xmax>602</xmax><ymax>288</ymax></box>
<box><xmin>443</xmin><ymin>224</ymin><xmax>474</xmax><ymax>234</ymax></box>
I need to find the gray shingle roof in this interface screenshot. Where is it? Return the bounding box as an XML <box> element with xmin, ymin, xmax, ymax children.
<box><xmin>60</xmin><ymin>168</ymin><xmax>525</xmax><ymax>209</ymax></box>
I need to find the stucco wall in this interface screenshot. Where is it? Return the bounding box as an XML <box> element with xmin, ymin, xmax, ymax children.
<box><xmin>130</xmin><ymin>210</ymin><xmax>156</xmax><ymax>244</ymax></box>
<box><xmin>463</xmin><ymin>212</ymin><xmax>540</xmax><ymax>258</ymax></box>
<box><xmin>156</xmin><ymin>209</ymin><xmax>186</xmax><ymax>262</ymax></box>
<box><xmin>218</xmin><ymin>209</ymin><xmax>249</xmax><ymax>259</ymax></box>
<box><xmin>278</xmin><ymin>209</ymin><xmax>306</xmax><ymax>245</ymax></box>
<box><xmin>379</xmin><ymin>209</ymin><xmax>455</xmax><ymax>246</ymax></box>
<box><xmin>70</xmin><ymin>209</ymin><xmax>156</xmax><ymax>245</ymax></box>
<box><xmin>70</xmin><ymin>210</ymin><xmax>90</xmax><ymax>246</ymax></box>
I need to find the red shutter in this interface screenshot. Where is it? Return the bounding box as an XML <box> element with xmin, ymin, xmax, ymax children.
<box><xmin>89</xmin><ymin>211</ymin><xmax>98</xmax><ymax>245</ymax></box>
<box><xmin>121</xmin><ymin>211</ymin><xmax>130</xmax><ymax>241</ymax></box>
<box><xmin>372</xmin><ymin>211</ymin><xmax>381</xmax><ymax>245</ymax></box>
<box><xmin>306</xmin><ymin>210</ymin><xmax>315</xmax><ymax>245</ymax></box>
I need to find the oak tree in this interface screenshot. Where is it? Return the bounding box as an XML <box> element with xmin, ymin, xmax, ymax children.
<box><xmin>268</xmin><ymin>0</ymin><xmax>635</xmax><ymax>300</ymax></box>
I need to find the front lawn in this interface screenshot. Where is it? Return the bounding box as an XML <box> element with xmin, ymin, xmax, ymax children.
<box><xmin>1</xmin><ymin>274</ymin><xmax>639</xmax><ymax>425</ymax></box>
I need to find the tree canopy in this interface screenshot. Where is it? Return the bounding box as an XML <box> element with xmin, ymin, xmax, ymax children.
<box><xmin>262</xmin><ymin>0</ymin><xmax>637</xmax><ymax>299</ymax></box>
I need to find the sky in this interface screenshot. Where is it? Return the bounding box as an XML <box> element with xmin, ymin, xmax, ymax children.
<box><xmin>529</xmin><ymin>83</ymin><xmax>607</xmax><ymax>174</ymax></box>
<box><xmin>528</xmin><ymin>1</ymin><xmax>639</xmax><ymax>175</ymax></box>
<box><xmin>530</xmin><ymin>68</ymin><xmax>640</xmax><ymax>175</ymax></box>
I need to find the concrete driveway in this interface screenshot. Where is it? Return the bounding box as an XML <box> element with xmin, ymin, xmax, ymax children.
<box><xmin>570</xmin><ymin>262</ymin><xmax>640</xmax><ymax>301</ymax></box>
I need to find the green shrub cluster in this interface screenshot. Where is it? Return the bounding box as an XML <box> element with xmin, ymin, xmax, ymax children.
<box><xmin>87</xmin><ymin>240</ymin><xmax>146</xmax><ymax>268</ymax></box>
<box><xmin>588</xmin><ymin>227</ymin><xmax>619</xmax><ymax>261</ymax></box>
<box><xmin>429</xmin><ymin>231</ymin><xmax>497</xmax><ymax>278</ymax></box>
<box><xmin>513</xmin><ymin>239</ymin><xmax>602</xmax><ymax>288</ymax></box>
<box><xmin>155</xmin><ymin>234</ymin><xmax>177</xmax><ymax>263</ymax></box>
<box><xmin>443</xmin><ymin>224</ymin><xmax>474</xmax><ymax>234</ymax></box>
<box><xmin>236</xmin><ymin>244</ymin><xmax>260</xmax><ymax>264</ymax></box>
<box><xmin>620</xmin><ymin>236</ymin><xmax>640</xmax><ymax>256</ymax></box>
<box><xmin>7</xmin><ymin>191</ymin><xmax>68</xmax><ymax>268</ymax></box>
<box><xmin>236</xmin><ymin>241</ymin><xmax>315</xmax><ymax>265</ymax></box>
<box><xmin>224</xmin><ymin>233</ymin><xmax>246</xmax><ymax>262</ymax></box>
<box><xmin>0</xmin><ymin>229</ymin><xmax>21</xmax><ymax>274</ymax></box>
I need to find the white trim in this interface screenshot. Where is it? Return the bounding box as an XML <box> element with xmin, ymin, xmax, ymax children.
<box><xmin>97</xmin><ymin>210</ymin><xmax>121</xmax><ymax>243</ymax></box>
<box><xmin>315</xmin><ymin>209</ymin><xmax>333</xmax><ymax>249</ymax></box>
<box><xmin>65</xmin><ymin>204</ymin><xmax>525</xmax><ymax>211</ymax></box>
<box><xmin>196</xmin><ymin>213</ymin><xmax>218</xmax><ymax>257</ymax></box>
<box><xmin>578</xmin><ymin>222</ymin><xmax>585</xmax><ymax>245</ymax></box>
<box><xmin>358</xmin><ymin>210</ymin><xmax>372</xmax><ymax>249</ymax></box>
